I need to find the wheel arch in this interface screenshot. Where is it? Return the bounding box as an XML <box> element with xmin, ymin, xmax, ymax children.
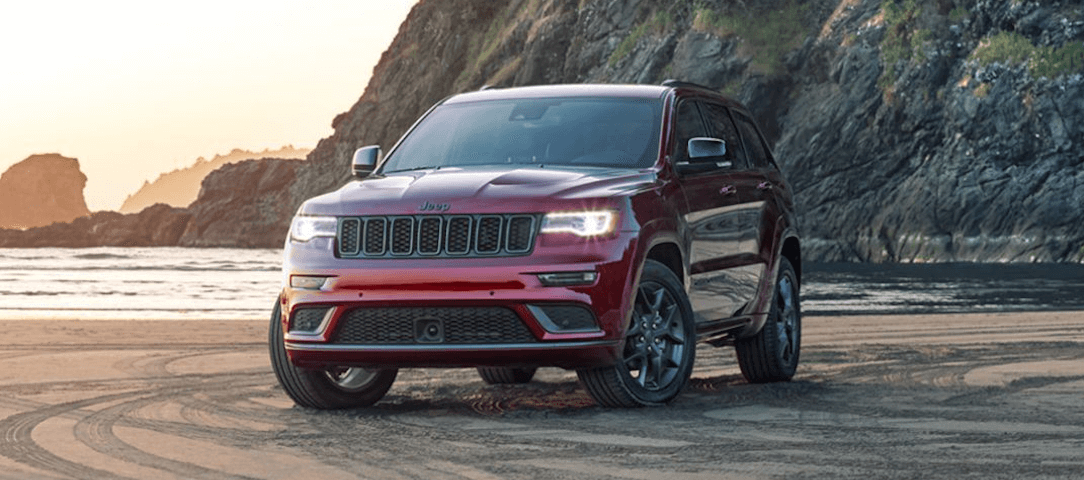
<box><xmin>780</xmin><ymin>235</ymin><xmax>801</xmax><ymax>285</ymax></box>
<box><xmin>644</xmin><ymin>241</ymin><xmax>684</xmax><ymax>285</ymax></box>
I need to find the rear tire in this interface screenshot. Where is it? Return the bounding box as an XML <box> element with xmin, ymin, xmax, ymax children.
<box><xmin>477</xmin><ymin>367</ymin><xmax>537</xmax><ymax>384</ymax></box>
<box><xmin>577</xmin><ymin>260</ymin><xmax>695</xmax><ymax>407</ymax></box>
<box><xmin>269</xmin><ymin>303</ymin><xmax>397</xmax><ymax>409</ymax></box>
<box><xmin>736</xmin><ymin>257</ymin><xmax>801</xmax><ymax>383</ymax></box>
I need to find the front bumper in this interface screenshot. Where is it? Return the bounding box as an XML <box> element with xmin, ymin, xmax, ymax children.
<box><xmin>279</xmin><ymin>231</ymin><xmax>640</xmax><ymax>370</ymax></box>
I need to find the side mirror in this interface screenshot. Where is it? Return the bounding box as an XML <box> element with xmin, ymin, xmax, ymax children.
<box><xmin>675</xmin><ymin>137</ymin><xmax>730</xmax><ymax>175</ymax></box>
<box><xmin>687</xmin><ymin>137</ymin><xmax>729</xmax><ymax>167</ymax></box>
<box><xmin>351</xmin><ymin>146</ymin><xmax>382</xmax><ymax>178</ymax></box>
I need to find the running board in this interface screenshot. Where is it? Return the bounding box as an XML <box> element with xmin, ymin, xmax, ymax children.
<box><xmin>695</xmin><ymin>315</ymin><xmax>755</xmax><ymax>346</ymax></box>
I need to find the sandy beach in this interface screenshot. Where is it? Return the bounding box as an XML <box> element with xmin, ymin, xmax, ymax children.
<box><xmin>1</xmin><ymin>311</ymin><xmax>1082</xmax><ymax>479</ymax></box>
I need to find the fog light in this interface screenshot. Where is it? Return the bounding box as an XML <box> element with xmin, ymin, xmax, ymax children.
<box><xmin>528</xmin><ymin>305</ymin><xmax>598</xmax><ymax>333</ymax></box>
<box><xmin>290</xmin><ymin>275</ymin><xmax>330</xmax><ymax>290</ymax></box>
<box><xmin>537</xmin><ymin>271</ymin><xmax>598</xmax><ymax>286</ymax></box>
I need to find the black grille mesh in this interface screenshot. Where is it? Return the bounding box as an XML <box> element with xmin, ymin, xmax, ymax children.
<box><xmin>418</xmin><ymin>217</ymin><xmax>442</xmax><ymax>255</ymax></box>
<box><xmin>538</xmin><ymin>305</ymin><xmax>597</xmax><ymax>330</ymax></box>
<box><xmin>340</xmin><ymin>219</ymin><xmax>360</xmax><ymax>255</ymax></box>
<box><xmin>337</xmin><ymin>214</ymin><xmax>538</xmax><ymax>258</ymax></box>
<box><xmin>390</xmin><ymin>218</ymin><xmax>413</xmax><ymax>255</ymax></box>
<box><xmin>364</xmin><ymin>218</ymin><xmax>386</xmax><ymax>255</ymax></box>
<box><xmin>331</xmin><ymin>307</ymin><xmax>537</xmax><ymax>344</ymax></box>
<box><xmin>290</xmin><ymin>307</ymin><xmax>330</xmax><ymax>333</ymax></box>
<box><xmin>446</xmin><ymin>217</ymin><xmax>471</xmax><ymax>254</ymax></box>
<box><xmin>506</xmin><ymin>216</ymin><xmax>535</xmax><ymax>253</ymax></box>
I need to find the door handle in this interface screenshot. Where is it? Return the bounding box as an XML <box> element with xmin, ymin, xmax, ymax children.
<box><xmin>719</xmin><ymin>185</ymin><xmax>736</xmax><ymax>195</ymax></box>
<box><xmin>757</xmin><ymin>181</ymin><xmax>772</xmax><ymax>190</ymax></box>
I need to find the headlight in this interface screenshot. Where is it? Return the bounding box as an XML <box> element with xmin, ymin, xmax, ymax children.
<box><xmin>540</xmin><ymin>211</ymin><xmax>616</xmax><ymax>237</ymax></box>
<box><xmin>290</xmin><ymin>215</ymin><xmax>337</xmax><ymax>242</ymax></box>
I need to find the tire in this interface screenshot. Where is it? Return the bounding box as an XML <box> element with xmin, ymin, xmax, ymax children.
<box><xmin>268</xmin><ymin>303</ymin><xmax>397</xmax><ymax>409</ymax></box>
<box><xmin>477</xmin><ymin>367</ymin><xmax>538</xmax><ymax>384</ymax></box>
<box><xmin>577</xmin><ymin>260</ymin><xmax>695</xmax><ymax>407</ymax></box>
<box><xmin>736</xmin><ymin>257</ymin><xmax>801</xmax><ymax>383</ymax></box>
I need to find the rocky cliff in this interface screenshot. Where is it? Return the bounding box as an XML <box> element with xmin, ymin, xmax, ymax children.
<box><xmin>282</xmin><ymin>0</ymin><xmax>1083</xmax><ymax>262</ymax></box>
<box><xmin>118</xmin><ymin>146</ymin><xmax>309</xmax><ymax>214</ymax></box>
<box><xmin>0</xmin><ymin>154</ymin><xmax>91</xmax><ymax>229</ymax></box>
<box><xmin>177</xmin><ymin>158</ymin><xmax>302</xmax><ymax>248</ymax></box>
<box><xmin>4</xmin><ymin>0</ymin><xmax>1081</xmax><ymax>261</ymax></box>
<box><xmin>0</xmin><ymin>158</ymin><xmax>297</xmax><ymax>248</ymax></box>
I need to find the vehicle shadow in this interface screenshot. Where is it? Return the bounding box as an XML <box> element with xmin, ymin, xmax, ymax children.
<box><xmin>308</xmin><ymin>371</ymin><xmax>824</xmax><ymax>418</ymax></box>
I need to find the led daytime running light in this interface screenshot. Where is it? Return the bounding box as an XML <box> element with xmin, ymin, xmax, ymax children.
<box><xmin>290</xmin><ymin>215</ymin><xmax>338</xmax><ymax>242</ymax></box>
<box><xmin>540</xmin><ymin>211</ymin><xmax>616</xmax><ymax>237</ymax></box>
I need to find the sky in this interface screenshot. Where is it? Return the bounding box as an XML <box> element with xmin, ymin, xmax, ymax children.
<box><xmin>0</xmin><ymin>0</ymin><xmax>418</xmax><ymax>211</ymax></box>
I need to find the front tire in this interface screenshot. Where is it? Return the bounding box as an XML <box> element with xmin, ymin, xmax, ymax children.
<box><xmin>269</xmin><ymin>303</ymin><xmax>397</xmax><ymax>409</ymax></box>
<box><xmin>736</xmin><ymin>257</ymin><xmax>801</xmax><ymax>383</ymax></box>
<box><xmin>577</xmin><ymin>260</ymin><xmax>695</xmax><ymax>407</ymax></box>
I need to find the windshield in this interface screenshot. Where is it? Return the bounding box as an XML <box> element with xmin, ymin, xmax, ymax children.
<box><xmin>381</xmin><ymin>97</ymin><xmax>662</xmax><ymax>172</ymax></box>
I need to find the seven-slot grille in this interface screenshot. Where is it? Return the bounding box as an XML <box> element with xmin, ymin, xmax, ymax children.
<box><xmin>337</xmin><ymin>214</ymin><xmax>538</xmax><ymax>258</ymax></box>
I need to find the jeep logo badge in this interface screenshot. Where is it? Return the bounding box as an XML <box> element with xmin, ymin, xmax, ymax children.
<box><xmin>418</xmin><ymin>201</ymin><xmax>450</xmax><ymax>212</ymax></box>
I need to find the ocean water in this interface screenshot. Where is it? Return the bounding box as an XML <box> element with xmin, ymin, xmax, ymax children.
<box><xmin>803</xmin><ymin>262</ymin><xmax>1084</xmax><ymax>316</ymax></box>
<box><xmin>0</xmin><ymin>248</ymin><xmax>283</xmax><ymax>320</ymax></box>
<box><xmin>1</xmin><ymin>248</ymin><xmax>1082</xmax><ymax>320</ymax></box>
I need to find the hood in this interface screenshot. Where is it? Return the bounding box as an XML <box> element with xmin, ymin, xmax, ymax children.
<box><xmin>299</xmin><ymin>165</ymin><xmax>655</xmax><ymax>216</ymax></box>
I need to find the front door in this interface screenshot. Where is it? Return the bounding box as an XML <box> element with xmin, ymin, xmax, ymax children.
<box><xmin>676</xmin><ymin>100</ymin><xmax>766</xmax><ymax>324</ymax></box>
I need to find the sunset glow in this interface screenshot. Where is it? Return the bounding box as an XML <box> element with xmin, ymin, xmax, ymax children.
<box><xmin>0</xmin><ymin>1</ymin><xmax>417</xmax><ymax>211</ymax></box>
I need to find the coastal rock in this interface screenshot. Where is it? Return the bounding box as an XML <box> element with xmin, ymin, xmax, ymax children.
<box><xmin>0</xmin><ymin>203</ymin><xmax>191</xmax><ymax>247</ymax></box>
<box><xmin>118</xmin><ymin>146</ymin><xmax>309</xmax><ymax>214</ymax></box>
<box><xmin>0</xmin><ymin>154</ymin><xmax>91</xmax><ymax>229</ymax></box>
<box><xmin>178</xmin><ymin>158</ymin><xmax>302</xmax><ymax>248</ymax></box>
<box><xmin>280</xmin><ymin>0</ymin><xmax>1083</xmax><ymax>262</ymax></box>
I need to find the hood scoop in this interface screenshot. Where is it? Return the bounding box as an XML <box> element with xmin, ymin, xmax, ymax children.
<box><xmin>488</xmin><ymin>168</ymin><xmax>582</xmax><ymax>186</ymax></box>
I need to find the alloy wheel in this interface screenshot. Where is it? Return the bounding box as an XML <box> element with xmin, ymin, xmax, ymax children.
<box><xmin>624</xmin><ymin>280</ymin><xmax>687</xmax><ymax>391</ymax></box>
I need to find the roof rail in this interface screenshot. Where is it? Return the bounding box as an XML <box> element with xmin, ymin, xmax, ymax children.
<box><xmin>478</xmin><ymin>84</ymin><xmax>498</xmax><ymax>91</ymax></box>
<box><xmin>660</xmin><ymin>79</ymin><xmax>715</xmax><ymax>91</ymax></box>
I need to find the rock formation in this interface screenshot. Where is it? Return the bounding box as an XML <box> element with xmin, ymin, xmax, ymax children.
<box><xmin>4</xmin><ymin>0</ymin><xmax>1082</xmax><ymax>262</ymax></box>
<box><xmin>177</xmin><ymin>158</ymin><xmax>302</xmax><ymax>248</ymax></box>
<box><xmin>0</xmin><ymin>204</ymin><xmax>190</xmax><ymax>247</ymax></box>
<box><xmin>118</xmin><ymin>146</ymin><xmax>309</xmax><ymax>213</ymax></box>
<box><xmin>0</xmin><ymin>158</ymin><xmax>297</xmax><ymax>248</ymax></box>
<box><xmin>0</xmin><ymin>154</ymin><xmax>91</xmax><ymax>229</ymax></box>
<box><xmin>281</xmin><ymin>0</ymin><xmax>1083</xmax><ymax>262</ymax></box>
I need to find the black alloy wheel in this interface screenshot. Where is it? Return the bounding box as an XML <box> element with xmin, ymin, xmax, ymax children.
<box><xmin>736</xmin><ymin>257</ymin><xmax>801</xmax><ymax>383</ymax></box>
<box><xmin>577</xmin><ymin>260</ymin><xmax>695</xmax><ymax>407</ymax></box>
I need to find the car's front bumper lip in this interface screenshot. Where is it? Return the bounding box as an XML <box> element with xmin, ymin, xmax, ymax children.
<box><xmin>285</xmin><ymin>339</ymin><xmax>622</xmax><ymax>370</ymax></box>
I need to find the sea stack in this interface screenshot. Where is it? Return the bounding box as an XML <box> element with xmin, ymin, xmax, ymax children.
<box><xmin>0</xmin><ymin>154</ymin><xmax>91</xmax><ymax>229</ymax></box>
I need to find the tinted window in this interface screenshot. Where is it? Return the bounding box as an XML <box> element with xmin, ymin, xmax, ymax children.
<box><xmin>700</xmin><ymin>103</ymin><xmax>747</xmax><ymax>169</ymax></box>
<box><xmin>733</xmin><ymin>113</ymin><xmax>772</xmax><ymax>169</ymax></box>
<box><xmin>382</xmin><ymin>97</ymin><xmax>662</xmax><ymax>172</ymax></box>
<box><xmin>672</xmin><ymin>100</ymin><xmax>706</xmax><ymax>164</ymax></box>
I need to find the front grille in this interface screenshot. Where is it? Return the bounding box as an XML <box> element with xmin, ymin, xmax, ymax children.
<box><xmin>331</xmin><ymin>307</ymin><xmax>537</xmax><ymax>344</ymax></box>
<box><xmin>337</xmin><ymin>214</ymin><xmax>538</xmax><ymax>258</ymax></box>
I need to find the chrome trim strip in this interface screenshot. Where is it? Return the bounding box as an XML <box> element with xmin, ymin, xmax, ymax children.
<box><xmin>684</xmin><ymin>200</ymin><xmax>766</xmax><ymax>224</ymax></box>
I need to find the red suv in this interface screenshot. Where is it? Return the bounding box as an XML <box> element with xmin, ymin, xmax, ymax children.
<box><xmin>270</xmin><ymin>81</ymin><xmax>802</xmax><ymax>408</ymax></box>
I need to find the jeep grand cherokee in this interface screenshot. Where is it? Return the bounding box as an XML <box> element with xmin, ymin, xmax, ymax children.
<box><xmin>269</xmin><ymin>81</ymin><xmax>802</xmax><ymax>408</ymax></box>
